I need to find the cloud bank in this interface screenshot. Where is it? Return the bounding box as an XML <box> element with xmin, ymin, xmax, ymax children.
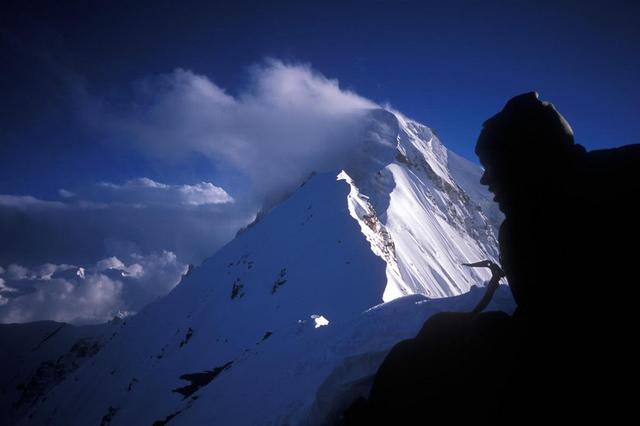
<box><xmin>0</xmin><ymin>177</ymin><xmax>248</xmax><ymax>268</ymax></box>
<box><xmin>109</xmin><ymin>60</ymin><xmax>378</xmax><ymax>206</ymax></box>
<box><xmin>88</xmin><ymin>177</ymin><xmax>233</xmax><ymax>207</ymax></box>
<box><xmin>0</xmin><ymin>177</ymin><xmax>246</xmax><ymax>323</ymax></box>
<box><xmin>0</xmin><ymin>251</ymin><xmax>187</xmax><ymax>324</ymax></box>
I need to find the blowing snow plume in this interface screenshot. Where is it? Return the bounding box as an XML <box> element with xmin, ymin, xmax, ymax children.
<box><xmin>0</xmin><ymin>61</ymin><xmax>380</xmax><ymax>325</ymax></box>
<box><xmin>110</xmin><ymin>60</ymin><xmax>378</xmax><ymax>208</ymax></box>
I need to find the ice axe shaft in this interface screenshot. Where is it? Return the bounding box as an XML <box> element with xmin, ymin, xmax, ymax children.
<box><xmin>462</xmin><ymin>260</ymin><xmax>505</xmax><ymax>314</ymax></box>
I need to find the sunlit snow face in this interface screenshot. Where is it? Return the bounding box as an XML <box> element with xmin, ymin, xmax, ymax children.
<box><xmin>311</xmin><ymin>314</ymin><xmax>330</xmax><ymax>328</ymax></box>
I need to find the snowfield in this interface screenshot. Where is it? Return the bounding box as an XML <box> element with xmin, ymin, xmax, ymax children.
<box><xmin>7</xmin><ymin>108</ymin><xmax>514</xmax><ymax>425</ymax></box>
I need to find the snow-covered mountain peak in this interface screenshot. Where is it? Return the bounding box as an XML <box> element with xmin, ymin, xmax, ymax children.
<box><xmin>344</xmin><ymin>108</ymin><xmax>454</xmax><ymax>188</ymax></box>
<box><xmin>341</xmin><ymin>108</ymin><xmax>500</xmax><ymax>300</ymax></box>
<box><xmin>8</xmin><ymin>108</ymin><xmax>510</xmax><ymax>426</ymax></box>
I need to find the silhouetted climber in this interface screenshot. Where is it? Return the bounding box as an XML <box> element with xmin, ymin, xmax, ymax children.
<box><xmin>473</xmin><ymin>91</ymin><xmax>640</xmax><ymax>419</ymax></box>
<box><xmin>342</xmin><ymin>92</ymin><xmax>640</xmax><ymax>425</ymax></box>
<box><xmin>476</xmin><ymin>92</ymin><xmax>640</xmax><ymax>322</ymax></box>
<box><xmin>462</xmin><ymin>260</ymin><xmax>505</xmax><ymax>314</ymax></box>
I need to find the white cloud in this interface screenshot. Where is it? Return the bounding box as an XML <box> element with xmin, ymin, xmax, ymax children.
<box><xmin>0</xmin><ymin>177</ymin><xmax>251</xmax><ymax>267</ymax></box>
<box><xmin>96</xmin><ymin>256</ymin><xmax>127</xmax><ymax>271</ymax></box>
<box><xmin>176</xmin><ymin>182</ymin><xmax>233</xmax><ymax>206</ymax></box>
<box><xmin>0</xmin><ymin>277</ymin><xmax>18</xmax><ymax>293</ymax></box>
<box><xmin>58</xmin><ymin>189</ymin><xmax>76</xmax><ymax>198</ymax></box>
<box><xmin>6</xmin><ymin>264</ymin><xmax>32</xmax><ymax>280</ymax></box>
<box><xmin>108</xmin><ymin>60</ymin><xmax>378</xmax><ymax>206</ymax></box>
<box><xmin>0</xmin><ymin>195</ymin><xmax>66</xmax><ymax>210</ymax></box>
<box><xmin>0</xmin><ymin>251</ymin><xmax>188</xmax><ymax>324</ymax></box>
<box><xmin>94</xmin><ymin>177</ymin><xmax>233</xmax><ymax>206</ymax></box>
<box><xmin>1</xmin><ymin>178</ymin><xmax>232</xmax><ymax>212</ymax></box>
<box><xmin>0</xmin><ymin>272</ymin><xmax>124</xmax><ymax>324</ymax></box>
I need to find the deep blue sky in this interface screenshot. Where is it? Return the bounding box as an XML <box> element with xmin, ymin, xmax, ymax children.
<box><xmin>2</xmin><ymin>0</ymin><xmax>640</xmax><ymax>198</ymax></box>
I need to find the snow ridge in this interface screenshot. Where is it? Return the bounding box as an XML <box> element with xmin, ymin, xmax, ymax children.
<box><xmin>343</xmin><ymin>108</ymin><xmax>500</xmax><ymax>300</ymax></box>
<box><xmin>11</xmin><ymin>108</ymin><xmax>511</xmax><ymax>426</ymax></box>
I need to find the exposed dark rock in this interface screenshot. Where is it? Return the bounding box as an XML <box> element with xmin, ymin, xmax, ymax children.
<box><xmin>126</xmin><ymin>378</ymin><xmax>138</xmax><ymax>392</ymax></box>
<box><xmin>179</xmin><ymin>328</ymin><xmax>194</xmax><ymax>348</ymax></box>
<box><xmin>100</xmin><ymin>406</ymin><xmax>118</xmax><ymax>426</ymax></box>
<box><xmin>231</xmin><ymin>278</ymin><xmax>245</xmax><ymax>299</ymax></box>
<box><xmin>271</xmin><ymin>268</ymin><xmax>287</xmax><ymax>294</ymax></box>
<box><xmin>172</xmin><ymin>361</ymin><xmax>233</xmax><ymax>399</ymax></box>
<box><xmin>14</xmin><ymin>336</ymin><xmax>103</xmax><ymax>409</ymax></box>
<box><xmin>152</xmin><ymin>410</ymin><xmax>182</xmax><ymax>426</ymax></box>
<box><xmin>71</xmin><ymin>338</ymin><xmax>101</xmax><ymax>358</ymax></box>
<box><xmin>155</xmin><ymin>344</ymin><xmax>168</xmax><ymax>360</ymax></box>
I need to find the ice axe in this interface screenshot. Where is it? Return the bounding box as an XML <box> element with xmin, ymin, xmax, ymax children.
<box><xmin>462</xmin><ymin>260</ymin><xmax>505</xmax><ymax>280</ymax></box>
<box><xmin>462</xmin><ymin>260</ymin><xmax>505</xmax><ymax>314</ymax></box>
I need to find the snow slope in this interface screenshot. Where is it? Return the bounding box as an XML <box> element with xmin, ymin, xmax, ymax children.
<box><xmin>12</xmin><ymin>108</ymin><xmax>512</xmax><ymax>425</ymax></box>
<box><xmin>343</xmin><ymin>109</ymin><xmax>500</xmax><ymax>300</ymax></box>
<box><xmin>0</xmin><ymin>321</ymin><xmax>114</xmax><ymax>425</ymax></box>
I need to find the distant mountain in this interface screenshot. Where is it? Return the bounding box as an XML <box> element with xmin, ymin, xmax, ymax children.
<box><xmin>0</xmin><ymin>320</ymin><xmax>114</xmax><ymax>425</ymax></box>
<box><xmin>6</xmin><ymin>108</ymin><xmax>514</xmax><ymax>425</ymax></box>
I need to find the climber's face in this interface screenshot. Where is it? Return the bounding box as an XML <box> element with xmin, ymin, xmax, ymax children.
<box><xmin>476</xmin><ymin>128</ymin><xmax>523</xmax><ymax>212</ymax></box>
<box><xmin>476</xmin><ymin>93</ymin><xmax>578</xmax><ymax>214</ymax></box>
<box><xmin>480</xmin><ymin>166</ymin><xmax>506</xmax><ymax>209</ymax></box>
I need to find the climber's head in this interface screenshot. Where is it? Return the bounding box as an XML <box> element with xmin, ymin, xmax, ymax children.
<box><xmin>475</xmin><ymin>92</ymin><xmax>576</xmax><ymax>211</ymax></box>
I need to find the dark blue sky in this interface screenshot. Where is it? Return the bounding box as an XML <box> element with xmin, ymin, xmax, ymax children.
<box><xmin>2</xmin><ymin>0</ymin><xmax>640</xmax><ymax>198</ymax></box>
